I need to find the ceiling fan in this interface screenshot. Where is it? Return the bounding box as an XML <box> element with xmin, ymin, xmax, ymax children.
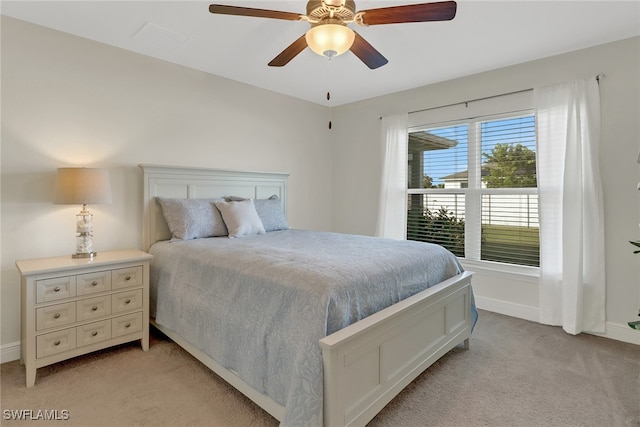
<box><xmin>209</xmin><ymin>0</ymin><xmax>457</xmax><ymax>69</ymax></box>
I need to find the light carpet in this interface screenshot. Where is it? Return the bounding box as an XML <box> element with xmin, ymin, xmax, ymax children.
<box><xmin>2</xmin><ymin>310</ymin><xmax>639</xmax><ymax>426</ymax></box>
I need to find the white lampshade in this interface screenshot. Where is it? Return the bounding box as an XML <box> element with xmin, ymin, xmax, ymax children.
<box><xmin>305</xmin><ymin>24</ymin><xmax>355</xmax><ymax>58</ymax></box>
<box><xmin>55</xmin><ymin>168</ymin><xmax>112</xmax><ymax>205</ymax></box>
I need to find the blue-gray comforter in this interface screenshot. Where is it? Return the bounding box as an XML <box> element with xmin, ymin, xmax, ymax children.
<box><xmin>149</xmin><ymin>229</ymin><xmax>475</xmax><ymax>426</ymax></box>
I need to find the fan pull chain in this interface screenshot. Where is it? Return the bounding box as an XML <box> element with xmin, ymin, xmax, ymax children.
<box><xmin>325</xmin><ymin>53</ymin><xmax>333</xmax><ymax>129</ymax></box>
<box><xmin>327</xmin><ymin>91</ymin><xmax>332</xmax><ymax>129</ymax></box>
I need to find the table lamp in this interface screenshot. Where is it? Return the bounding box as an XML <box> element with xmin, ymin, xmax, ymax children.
<box><xmin>54</xmin><ymin>167</ymin><xmax>112</xmax><ymax>258</ymax></box>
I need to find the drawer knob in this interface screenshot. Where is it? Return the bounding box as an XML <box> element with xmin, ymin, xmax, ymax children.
<box><xmin>53</xmin><ymin>313</ymin><xmax>61</xmax><ymax>319</ymax></box>
<box><xmin>91</xmin><ymin>281</ymin><xmax>98</xmax><ymax>286</ymax></box>
<box><xmin>125</xmin><ymin>299</ymin><xmax>131</xmax><ymax>304</ymax></box>
<box><xmin>53</xmin><ymin>286</ymin><xmax>61</xmax><ymax>292</ymax></box>
<box><xmin>92</xmin><ymin>331</ymin><xmax>98</xmax><ymax>337</ymax></box>
<box><xmin>91</xmin><ymin>306</ymin><xmax>98</xmax><ymax>311</ymax></box>
<box><xmin>54</xmin><ymin>340</ymin><xmax>61</xmax><ymax>346</ymax></box>
<box><xmin>125</xmin><ymin>323</ymin><xmax>131</xmax><ymax>328</ymax></box>
<box><xmin>125</xmin><ymin>275</ymin><xmax>131</xmax><ymax>281</ymax></box>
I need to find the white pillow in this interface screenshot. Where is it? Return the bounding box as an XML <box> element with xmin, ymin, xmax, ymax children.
<box><xmin>225</xmin><ymin>195</ymin><xmax>289</xmax><ymax>232</ymax></box>
<box><xmin>214</xmin><ymin>199</ymin><xmax>266</xmax><ymax>238</ymax></box>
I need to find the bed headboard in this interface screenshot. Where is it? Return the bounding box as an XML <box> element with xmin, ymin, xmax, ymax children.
<box><xmin>139</xmin><ymin>164</ymin><xmax>289</xmax><ymax>251</ymax></box>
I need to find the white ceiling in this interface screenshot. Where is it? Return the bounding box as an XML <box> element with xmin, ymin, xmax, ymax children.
<box><xmin>2</xmin><ymin>1</ymin><xmax>639</xmax><ymax>106</ymax></box>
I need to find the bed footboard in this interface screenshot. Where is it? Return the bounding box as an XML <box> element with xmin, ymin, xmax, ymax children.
<box><xmin>319</xmin><ymin>271</ymin><xmax>473</xmax><ymax>427</ymax></box>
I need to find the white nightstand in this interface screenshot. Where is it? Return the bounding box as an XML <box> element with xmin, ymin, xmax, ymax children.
<box><xmin>16</xmin><ymin>249</ymin><xmax>153</xmax><ymax>387</ymax></box>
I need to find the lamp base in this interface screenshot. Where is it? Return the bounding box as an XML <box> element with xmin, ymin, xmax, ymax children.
<box><xmin>72</xmin><ymin>251</ymin><xmax>97</xmax><ymax>259</ymax></box>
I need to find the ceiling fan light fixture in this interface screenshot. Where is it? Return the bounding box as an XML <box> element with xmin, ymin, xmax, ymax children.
<box><xmin>305</xmin><ymin>24</ymin><xmax>355</xmax><ymax>58</ymax></box>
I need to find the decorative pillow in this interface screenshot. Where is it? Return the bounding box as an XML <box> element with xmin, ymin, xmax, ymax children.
<box><xmin>225</xmin><ymin>195</ymin><xmax>289</xmax><ymax>232</ymax></box>
<box><xmin>157</xmin><ymin>198</ymin><xmax>227</xmax><ymax>240</ymax></box>
<box><xmin>254</xmin><ymin>195</ymin><xmax>290</xmax><ymax>232</ymax></box>
<box><xmin>214</xmin><ymin>199</ymin><xmax>266</xmax><ymax>238</ymax></box>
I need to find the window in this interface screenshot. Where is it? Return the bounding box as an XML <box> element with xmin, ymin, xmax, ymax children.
<box><xmin>407</xmin><ymin>113</ymin><xmax>539</xmax><ymax>267</ymax></box>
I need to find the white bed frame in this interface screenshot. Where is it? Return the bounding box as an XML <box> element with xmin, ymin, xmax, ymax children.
<box><xmin>140</xmin><ymin>164</ymin><xmax>473</xmax><ymax>427</ymax></box>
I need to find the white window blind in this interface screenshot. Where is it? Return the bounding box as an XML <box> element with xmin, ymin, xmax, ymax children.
<box><xmin>479</xmin><ymin>116</ymin><xmax>538</xmax><ymax>266</ymax></box>
<box><xmin>407</xmin><ymin>93</ymin><xmax>539</xmax><ymax>267</ymax></box>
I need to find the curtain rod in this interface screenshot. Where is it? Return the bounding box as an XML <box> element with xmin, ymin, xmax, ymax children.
<box><xmin>406</xmin><ymin>73</ymin><xmax>605</xmax><ymax>116</ymax></box>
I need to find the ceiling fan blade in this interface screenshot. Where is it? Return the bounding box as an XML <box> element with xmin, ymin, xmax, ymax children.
<box><xmin>268</xmin><ymin>35</ymin><xmax>308</xmax><ymax>67</ymax></box>
<box><xmin>357</xmin><ymin>1</ymin><xmax>457</xmax><ymax>25</ymax></box>
<box><xmin>350</xmin><ymin>32</ymin><xmax>388</xmax><ymax>69</ymax></box>
<box><xmin>209</xmin><ymin>4</ymin><xmax>303</xmax><ymax>21</ymax></box>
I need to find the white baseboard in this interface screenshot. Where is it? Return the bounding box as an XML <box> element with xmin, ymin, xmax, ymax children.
<box><xmin>1</xmin><ymin>341</ymin><xmax>20</xmax><ymax>364</ymax></box>
<box><xmin>475</xmin><ymin>295</ymin><xmax>640</xmax><ymax>345</ymax></box>
<box><xmin>475</xmin><ymin>295</ymin><xmax>539</xmax><ymax>323</ymax></box>
<box><xmin>592</xmin><ymin>321</ymin><xmax>640</xmax><ymax>345</ymax></box>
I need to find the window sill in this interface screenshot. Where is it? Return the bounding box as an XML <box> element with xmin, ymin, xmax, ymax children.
<box><xmin>459</xmin><ymin>258</ymin><xmax>540</xmax><ymax>281</ymax></box>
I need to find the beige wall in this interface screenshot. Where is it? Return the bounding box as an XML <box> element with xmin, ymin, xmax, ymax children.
<box><xmin>0</xmin><ymin>17</ymin><xmax>334</xmax><ymax>354</ymax></box>
<box><xmin>331</xmin><ymin>36</ymin><xmax>640</xmax><ymax>344</ymax></box>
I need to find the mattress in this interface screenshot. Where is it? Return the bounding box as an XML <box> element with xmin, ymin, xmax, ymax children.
<box><xmin>149</xmin><ymin>229</ymin><xmax>475</xmax><ymax>426</ymax></box>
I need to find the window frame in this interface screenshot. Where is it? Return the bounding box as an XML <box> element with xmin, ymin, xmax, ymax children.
<box><xmin>407</xmin><ymin>109</ymin><xmax>540</xmax><ymax>275</ymax></box>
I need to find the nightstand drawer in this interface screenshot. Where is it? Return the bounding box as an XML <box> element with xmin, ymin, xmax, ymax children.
<box><xmin>77</xmin><ymin>296</ymin><xmax>111</xmax><ymax>321</ymax></box>
<box><xmin>36</xmin><ymin>276</ymin><xmax>77</xmax><ymax>303</ymax></box>
<box><xmin>112</xmin><ymin>312</ymin><xmax>143</xmax><ymax>337</ymax></box>
<box><xmin>112</xmin><ymin>289</ymin><xmax>142</xmax><ymax>313</ymax></box>
<box><xmin>77</xmin><ymin>320</ymin><xmax>111</xmax><ymax>347</ymax></box>
<box><xmin>112</xmin><ymin>266</ymin><xmax>143</xmax><ymax>290</ymax></box>
<box><xmin>77</xmin><ymin>271</ymin><xmax>112</xmax><ymax>296</ymax></box>
<box><xmin>36</xmin><ymin>302</ymin><xmax>76</xmax><ymax>331</ymax></box>
<box><xmin>37</xmin><ymin>329</ymin><xmax>77</xmax><ymax>358</ymax></box>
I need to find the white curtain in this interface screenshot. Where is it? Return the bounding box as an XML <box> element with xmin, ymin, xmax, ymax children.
<box><xmin>535</xmin><ymin>78</ymin><xmax>606</xmax><ymax>334</ymax></box>
<box><xmin>375</xmin><ymin>113</ymin><xmax>408</xmax><ymax>240</ymax></box>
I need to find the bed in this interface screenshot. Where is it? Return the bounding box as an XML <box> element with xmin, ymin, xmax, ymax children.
<box><xmin>140</xmin><ymin>164</ymin><xmax>476</xmax><ymax>427</ymax></box>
